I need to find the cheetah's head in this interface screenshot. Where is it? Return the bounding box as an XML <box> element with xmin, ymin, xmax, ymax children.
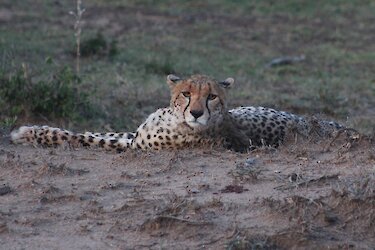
<box><xmin>167</xmin><ymin>74</ymin><xmax>234</xmax><ymax>130</ymax></box>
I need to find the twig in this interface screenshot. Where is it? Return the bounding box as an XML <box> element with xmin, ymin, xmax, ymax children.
<box><xmin>155</xmin><ymin>215</ymin><xmax>212</xmax><ymax>225</ymax></box>
<box><xmin>142</xmin><ymin>215</ymin><xmax>212</xmax><ymax>229</ymax></box>
<box><xmin>69</xmin><ymin>0</ymin><xmax>85</xmax><ymax>75</ymax></box>
<box><xmin>274</xmin><ymin>174</ymin><xmax>339</xmax><ymax>190</ymax></box>
<box><xmin>324</xmin><ymin>128</ymin><xmax>361</xmax><ymax>152</ymax></box>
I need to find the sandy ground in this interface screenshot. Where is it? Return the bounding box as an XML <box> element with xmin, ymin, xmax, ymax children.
<box><xmin>0</xmin><ymin>131</ymin><xmax>374</xmax><ymax>249</ymax></box>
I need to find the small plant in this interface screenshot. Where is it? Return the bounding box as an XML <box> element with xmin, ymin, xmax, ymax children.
<box><xmin>31</xmin><ymin>67</ymin><xmax>88</xmax><ymax>120</ymax></box>
<box><xmin>80</xmin><ymin>33</ymin><xmax>107</xmax><ymax>57</ymax></box>
<box><xmin>0</xmin><ymin>66</ymin><xmax>94</xmax><ymax>122</ymax></box>
<box><xmin>144</xmin><ymin>57</ymin><xmax>175</xmax><ymax>75</ymax></box>
<box><xmin>69</xmin><ymin>0</ymin><xmax>85</xmax><ymax>75</ymax></box>
<box><xmin>79</xmin><ymin>33</ymin><xmax>118</xmax><ymax>58</ymax></box>
<box><xmin>0</xmin><ymin>116</ymin><xmax>17</xmax><ymax>128</ymax></box>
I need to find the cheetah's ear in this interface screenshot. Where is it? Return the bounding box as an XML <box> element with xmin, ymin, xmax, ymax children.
<box><xmin>218</xmin><ymin>77</ymin><xmax>234</xmax><ymax>89</ymax></box>
<box><xmin>167</xmin><ymin>74</ymin><xmax>181</xmax><ymax>88</ymax></box>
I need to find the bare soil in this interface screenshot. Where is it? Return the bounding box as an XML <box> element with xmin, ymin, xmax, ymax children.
<box><xmin>1</xmin><ymin>131</ymin><xmax>374</xmax><ymax>249</ymax></box>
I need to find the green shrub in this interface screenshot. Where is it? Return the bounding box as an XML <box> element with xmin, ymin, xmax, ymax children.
<box><xmin>0</xmin><ymin>66</ymin><xmax>94</xmax><ymax>121</ymax></box>
<box><xmin>144</xmin><ymin>59</ymin><xmax>174</xmax><ymax>74</ymax></box>
<box><xmin>79</xmin><ymin>33</ymin><xmax>118</xmax><ymax>58</ymax></box>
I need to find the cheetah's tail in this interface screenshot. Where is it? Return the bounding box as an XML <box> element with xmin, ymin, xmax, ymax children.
<box><xmin>10</xmin><ymin>125</ymin><xmax>135</xmax><ymax>151</ymax></box>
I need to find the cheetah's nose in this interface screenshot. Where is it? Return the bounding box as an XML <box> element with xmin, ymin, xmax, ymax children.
<box><xmin>190</xmin><ymin>110</ymin><xmax>204</xmax><ymax>119</ymax></box>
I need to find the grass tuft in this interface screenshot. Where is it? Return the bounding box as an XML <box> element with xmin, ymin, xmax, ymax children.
<box><xmin>0</xmin><ymin>66</ymin><xmax>97</xmax><ymax>122</ymax></box>
<box><xmin>79</xmin><ymin>33</ymin><xmax>118</xmax><ymax>59</ymax></box>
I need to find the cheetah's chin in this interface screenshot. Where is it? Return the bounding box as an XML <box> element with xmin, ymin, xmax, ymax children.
<box><xmin>186</xmin><ymin>121</ymin><xmax>207</xmax><ymax>129</ymax></box>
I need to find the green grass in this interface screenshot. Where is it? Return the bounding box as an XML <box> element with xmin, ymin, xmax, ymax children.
<box><xmin>95</xmin><ymin>0</ymin><xmax>375</xmax><ymax>18</ymax></box>
<box><xmin>0</xmin><ymin>0</ymin><xmax>374</xmax><ymax>134</ymax></box>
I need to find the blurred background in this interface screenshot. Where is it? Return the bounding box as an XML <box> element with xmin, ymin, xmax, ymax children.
<box><xmin>1</xmin><ymin>0</ymin><xmax>374</xmax><ymax>134</ymax></box>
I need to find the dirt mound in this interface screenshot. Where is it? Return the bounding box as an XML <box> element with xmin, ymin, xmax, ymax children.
<box><xmin>1</xmin><ymin>132</ymin><xmax>374</xmax><ymax>249</ymax></box>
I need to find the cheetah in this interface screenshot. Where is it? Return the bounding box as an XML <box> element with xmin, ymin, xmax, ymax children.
<box><xmin>10</xmin><ymin>74</ymin><xmax>343</xmax><ymax>152</ymax></box>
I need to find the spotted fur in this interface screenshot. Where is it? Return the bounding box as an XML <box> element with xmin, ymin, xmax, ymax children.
<box><xmin>10</xmin><ymin>74</ymin><xmax>343</xmax><ymax>152</ymax></box>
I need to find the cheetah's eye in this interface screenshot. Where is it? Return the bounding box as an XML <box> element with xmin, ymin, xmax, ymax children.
<box><xmin>207</xmin><ymin>94</ymin><xmax>217</xmax><ymax>100</ymax></box>
<box><xmin>182</xmin><ymin>92</ymin><xmax>191</xmax><ymax>98</ymax></box>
